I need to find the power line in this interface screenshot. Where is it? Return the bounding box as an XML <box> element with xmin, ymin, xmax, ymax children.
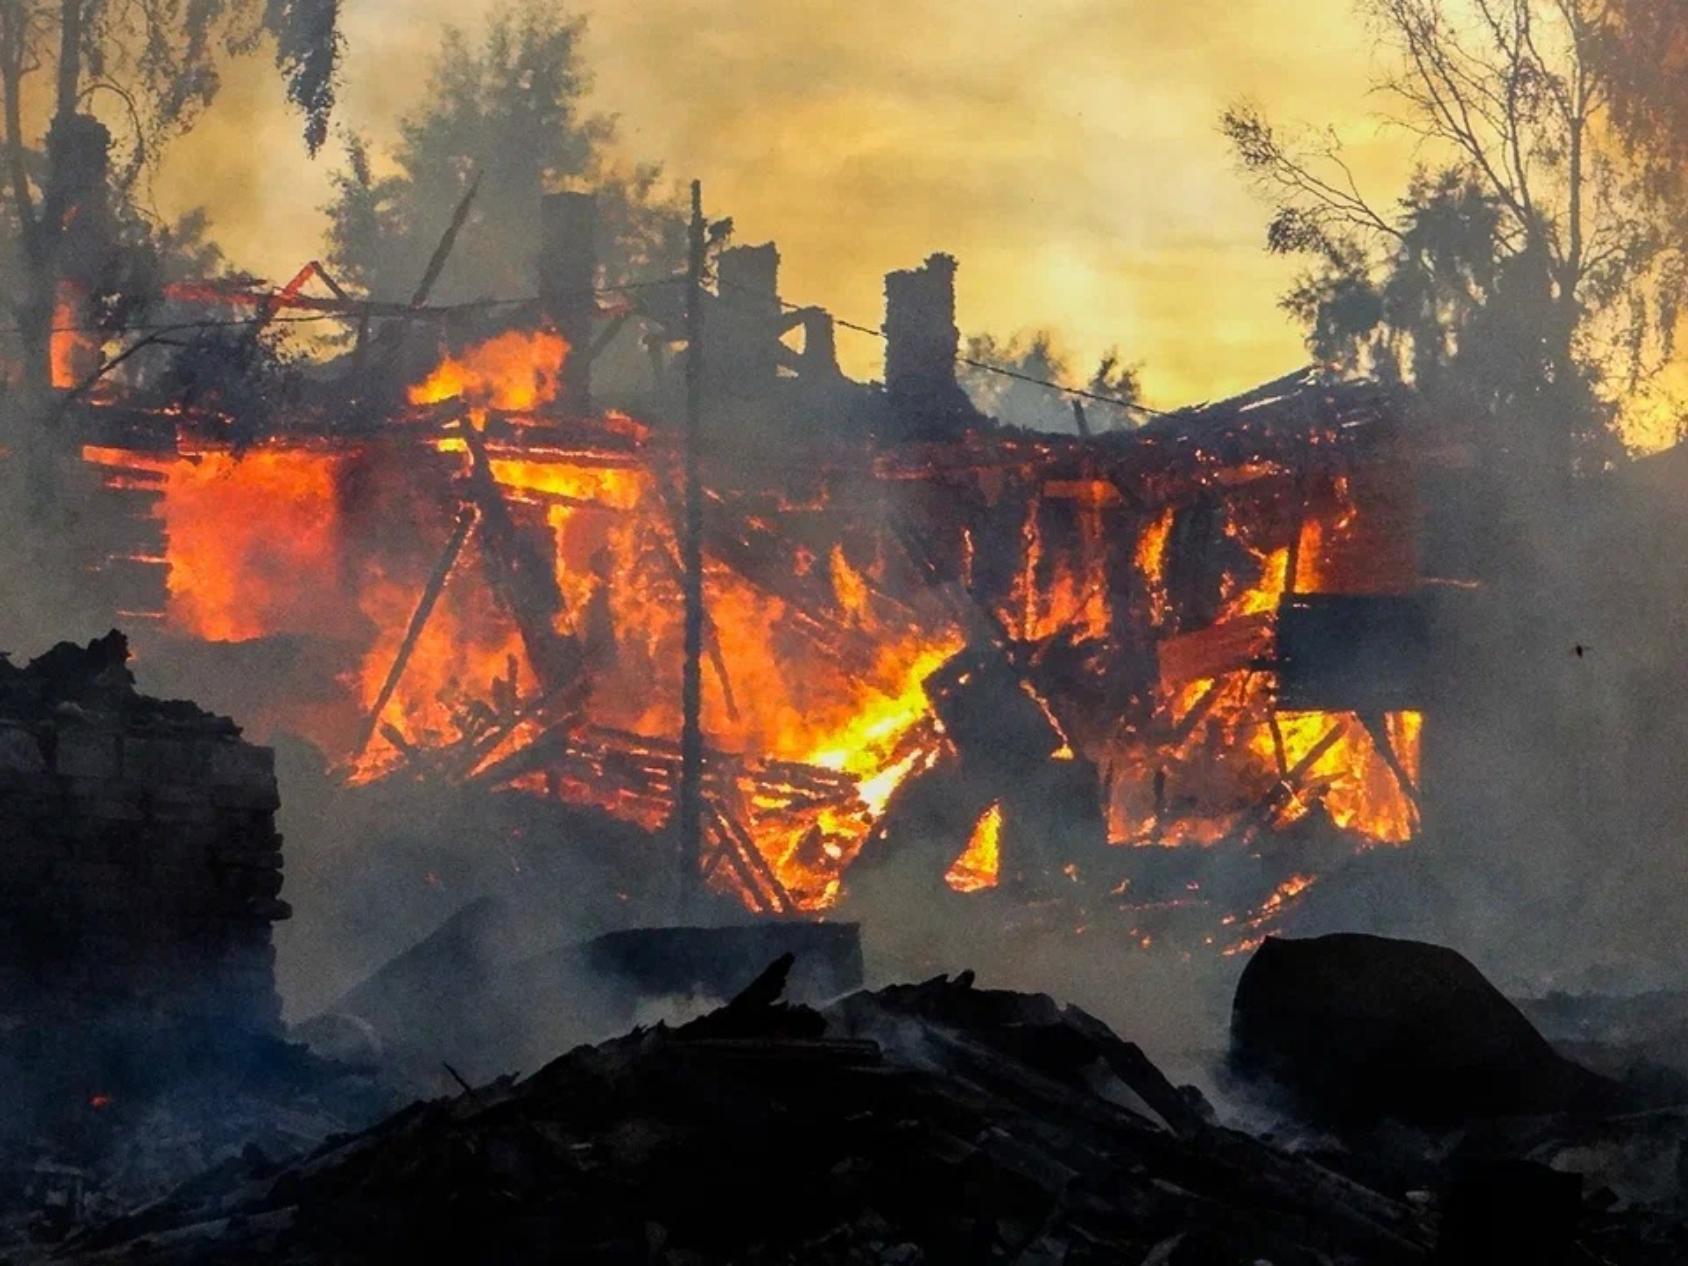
<box><xmin>0</xmin><ymin>277</ymin><xmax>685</xmax><ymax>339</ymax></box>
<box><xmin>14</xmin><ymin>270</ymin><xmax>1177</xmax><ymax>419</ymax></box>
<box><xmin>717</xmin><ymin>281</ymin><xmax>1174</xmax><ymax>419</ymax></box>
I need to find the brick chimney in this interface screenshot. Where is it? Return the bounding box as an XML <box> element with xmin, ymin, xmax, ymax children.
<box><xmin>884</xmin><ymin>253</ymin><xmax>974</xmax><ymax>434</ymax></box>
<box><xmin>714</xmin><ymin>243</ymin><xmax>782</xmax><ymax>393</ymax></box>
<box><xmin>539</xmin><ymin>192</ymin><xmax>597</xmax><ymax>415</ymax></box>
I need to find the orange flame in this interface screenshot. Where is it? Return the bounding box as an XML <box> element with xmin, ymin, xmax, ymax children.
<box><xmin>155</xmin><ymin>448</ymin><xmax>346</xmax><ymax>643</ymax></box>
<box><xmin>106</xmin><ymin>333</ymin><xmax>1427</xmax><ymax>927</ymax></box>
<box><xmin>946</xmin><ymin>801</ymin><xmax>1003</xmax><ymax>893</ymax></box>
<box><xmin>51</xmin><ymin>280</ymin><xmax>98</xmax><ymax>389</ymax></box>
<box><xmin>409</xmin><ymin>328</ymin><xmax>569</xmax><ymax>415</ymax></box>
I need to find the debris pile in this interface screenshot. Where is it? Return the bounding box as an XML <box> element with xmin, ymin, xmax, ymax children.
<box><xmin>24</xmin><ymin>935</ymin><xmax>1688</xmax><ymax>1262</ymax></box>
<box><xmin>56</xmin><ymin>958</ymin><xmax>1435</xmax><ymax>1265</ymax></box>
<box><xmin>0</xmin><ymin>1041</ymin><xmax>395</xmax><ymax>1248</ymax></box>
<box><xmin>1226</xmin><ymin>936</ymin><xmax>1688</xmax><ymax>1265</ymax></box>
<box><xmin>1231</xmin><ymin>932</ymin><xmax>1626</xmax><ymax>1124</ymax></box>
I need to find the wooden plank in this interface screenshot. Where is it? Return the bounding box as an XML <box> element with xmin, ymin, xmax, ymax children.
<box><xmin>1157</xmin><ymin>612</ymin><xmax>1274</xmax><ymax>693</ymax></box>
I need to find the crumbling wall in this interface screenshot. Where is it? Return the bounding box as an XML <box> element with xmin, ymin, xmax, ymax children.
<box><xmin>0</xmin><ymin>632</ymin><xmax>286</xmax><ymax>1046</ymax></box>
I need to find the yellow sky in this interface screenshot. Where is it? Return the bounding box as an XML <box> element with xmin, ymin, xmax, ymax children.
<box><xmin>154</xmin><ymin>0</ymin><xmax>1418</xmax><ymax>411</ymax></box>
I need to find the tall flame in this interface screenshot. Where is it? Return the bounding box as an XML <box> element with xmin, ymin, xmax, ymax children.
<box><xmin>51</xmin><ymin>280</ymin><xmax>98</xmax><ymax>390</ymax></box>
<box><xmin>409</xmin><ymin>329</ymin><xmax>570</xmax><ymax>414</ymax></box>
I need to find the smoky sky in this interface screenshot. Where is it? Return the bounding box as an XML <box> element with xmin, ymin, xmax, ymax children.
<box><xmin>147</xmin><ymin>0</ymin><xmax>1416</xmax><ymax>411</ymax></box>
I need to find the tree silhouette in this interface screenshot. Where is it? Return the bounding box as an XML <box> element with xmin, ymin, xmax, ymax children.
<box><xmin>961</xmin><ymin>329</ymin><xmax>1143</xmax><ymax>433</ymax></box>
<box><xmin>0</xmin><ymin>0</ymin><xmax>341</xmax><ymax>405</ymax></box>
<box><xmin>1223</xmin><ymin>0</ymin><xmax>1688</xmax><ymax>476</ymax></box>
<box><xmin>323</xmin><ymin>1</ymin><xmax>683</xmax><ymax>308</ymax></box>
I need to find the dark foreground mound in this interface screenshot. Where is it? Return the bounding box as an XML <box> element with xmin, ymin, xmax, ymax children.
<box><xmin>55</xmin><ymin>958</ymin><xmax>1433</xmax><ymax>1265</ymax></box>
<box><xmin>1232</xmin><ymin>932</ymin><xmax>1623</xmax><ymax>1124</ymax></box>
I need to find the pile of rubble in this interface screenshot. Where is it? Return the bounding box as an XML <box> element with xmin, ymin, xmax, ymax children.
<box><xmin>33</xmin><ymin>934</ymin><xmax>1688</xmax><ymax>1265</ymax></box>
<box><xmin>53</xmin><ymin>956</ymin><xmax>1432</xmax><ymax>1265</ymax></box>
<box><xmin>0</xmin><ymin>1041</ymin><xmax>396</xmax><ymax>1248</ymax></box>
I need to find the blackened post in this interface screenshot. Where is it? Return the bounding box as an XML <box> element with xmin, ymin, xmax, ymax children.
<box><xmin>678</xmin><ymin>179</ymin><xmax>706</xmax><ymax>913</ymax></box>
<box><xmin>539</xmin><ymin>192</ymin><xmax>597</xmax><ymax>415</ymax></box>
<box><xmin>1070</xmin><ymin>399</ymin><xmax>1093</xmax><ymax>438</ymax></box>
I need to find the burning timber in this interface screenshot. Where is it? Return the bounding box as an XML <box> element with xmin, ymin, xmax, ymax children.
<box><xmin>40</xmin><ymin>200</ymin><xmax>1453</xmax><ymax>961</ymax></box>
<box><xmin>67</xmin><ymin>385</ymin><xmax>1431</xmax><ymax>940</ymax></box>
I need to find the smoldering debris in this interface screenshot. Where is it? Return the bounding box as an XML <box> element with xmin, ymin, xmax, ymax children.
<box><xmin>47</xmin><ymin>959</ymin><xmax>1432</xmax><ymax>1266</ymax></box>
<box><xmin>291</xmin><ymin>897</ymin><xmax>867</xmax><ymax>1087</ymax></box>
<box><xmin>21</xmin><ymin>938</ymin><xmax>1688</xmax><ymax>1265</ymax></box>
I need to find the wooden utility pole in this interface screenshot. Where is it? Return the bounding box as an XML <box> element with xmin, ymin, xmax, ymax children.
<box><xmin>678</xmin><ymin>179</ymin><xmax>706</xmax><ymax>915</ymax></box>
<box><xmin>1069</xmin><ymin>399</ymin><xmax>1092</xmax><ymax>438</ymax></box>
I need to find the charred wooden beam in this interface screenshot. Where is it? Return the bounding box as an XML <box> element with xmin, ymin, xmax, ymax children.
<box><xmin>705</xmin><ymin>804</ymin><xmax>783</xmax><ymax>914</ymax></box>
<box><xmin>357</xmin><ymin>504</ymin><xmax>477</xmax><ymax>756</ymax></box>
<box><xmin>711</xmin><ymin>799</ymin><xmax>794</xmax><ymax>914</ymax></box>
<box><xmin>584</xmin><ymin>311</ymin><xmax>631</xmax><ymax>365</ymax></box>
<box><xmin>1235</xmin><ymin>720</ymin><xmax>1348</xmax><ymax>842</ymax></box>
<box><xmin>458</xmin><ymin>424</ymin><xmax>585</xmax><ymax>702</ymax></box>
<box><xmin>1170</xmin><ymin>677</ymin><xmax>1227</xmax><ymax>750</ymax></box>
<box><xmin>411</xmin><ymin>173</ymin><xmax>482</xmax><ymax>310</ymax></box>
<box><xmin>1157</xmin><ymin>613</ymin><xmax>1275</xmax><ymax>694</ymax></box>
<box><xmin>1357</xmin><ymin>710</ymin><xmax>1421</xmax><ymax>822</ymax></box>
<box><xmin>1070</xmin><ymin>399</ymin><xmax>1092</xmax><ymax>438</ymax></box>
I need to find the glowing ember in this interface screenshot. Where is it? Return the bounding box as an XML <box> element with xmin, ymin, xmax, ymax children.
<box><xmin>1224</xmin><ymin>872</ymin><xmax>1319</xmax><ymax>955</ymax></box>
<box><xmin>946</xmin><ymin>801</ymin><xmax>1003</xmax><ymax>893</ymax></box>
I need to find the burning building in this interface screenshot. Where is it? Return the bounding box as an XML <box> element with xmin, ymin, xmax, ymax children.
<box><xmin>43</xmin><ymin>193</ymin><xmax>1454</xmax><ymax>965</ymax></box>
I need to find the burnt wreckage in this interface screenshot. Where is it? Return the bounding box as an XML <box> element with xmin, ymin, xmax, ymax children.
<box><xmin>8</xmin><ymin>190</ymin><xmax>1688</xmax><ymax>1263</ymax></box>
<box><xmin>57</xmin><ymin>192</ymin><xmax>1465</xmax><ymax>950</ymax></box>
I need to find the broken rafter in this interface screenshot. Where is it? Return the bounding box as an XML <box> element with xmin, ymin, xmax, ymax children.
<box><xmin>357</xmin><ymin>503</ymin><xmax>478</xmax><ymax>756</ymax></box>
<box><xmin>411</xmin><ymin>172</ymin><xmax>483</xmax><ymax>310</ymax></box>
<box><xmin>1169</xmin><ymin>678</ymin><xmax>1227</xmax><ymax>749</ymax></box>
<box><xmin>584</xmin><ymin>311</ymin><xmax>632</xmax><ymax>364</ymax></box>
<box><xmin>1235</xmin><ymin>719</ymin><xmax>1349</xmax><ymax>843</ymax></box>
<box><xmin>1356</xmin><ymin>710</ymin><xmax>1421</xmax><ymax>825</ymax></box>
<box><xmin>702</xmin><ymin>808</ymin><xmax>773</xmax><ymax>914</ymax></box>
<box><xmin>378</xmin><ymin>722</ymin><xmax>447</xmax><ymax>780</ymax></box>
<box><xmin>706</xmin><ymin>801</ymin><xmax>793</xmax><ymax>915</ymax></box>
<box><xmin>458</xmin><ymin>423</ymin><xmax>585</xmax><ymax>701</ymax></box>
